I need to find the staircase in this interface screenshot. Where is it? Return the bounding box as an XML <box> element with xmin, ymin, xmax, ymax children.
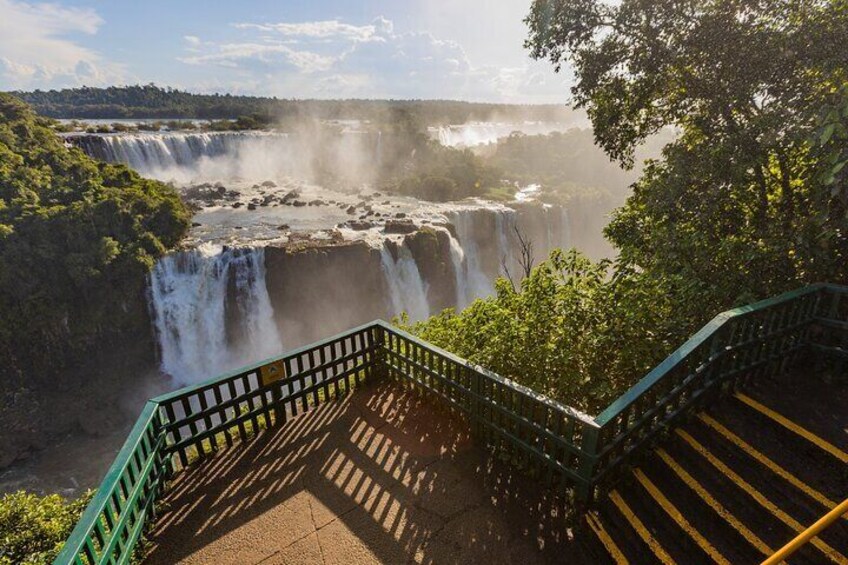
<box><xmin>583</xmin><ymin>376</ymin><xmax>848</xmax><ymax>564</ymax></box>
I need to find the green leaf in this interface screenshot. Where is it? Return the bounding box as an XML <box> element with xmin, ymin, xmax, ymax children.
<box><xmin>820</xmin><ymin>123</ymin><xmax>836</xmax><ymax>145</ymax></box>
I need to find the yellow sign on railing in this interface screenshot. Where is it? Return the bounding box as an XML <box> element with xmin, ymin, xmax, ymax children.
<box><xmin>259</xmin><ymin>360</ymin><xmax>286</xmax><ymax>386</ymax></box>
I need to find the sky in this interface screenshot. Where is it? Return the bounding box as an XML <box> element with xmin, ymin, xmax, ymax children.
<box><xmin>0</xmin><ymin>0</ymin><xmax>575</xmax><ymax>103</ymax></box>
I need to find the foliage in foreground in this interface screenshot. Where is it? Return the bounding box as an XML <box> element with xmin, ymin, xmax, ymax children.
<box><xmin>403</xmin><ymin>250</ymin><xmax>680</xmax><ymax>413</ymax></box>
<box><xmin>0</xmin><ymin>490</ymin><xmax>92</xmax><ymax>565</ymax></box>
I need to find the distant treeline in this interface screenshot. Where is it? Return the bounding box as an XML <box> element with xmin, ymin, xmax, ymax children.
<box><xmin>11</xmin><ymin>84</ymin><xmax>575</xmax><ymax>124</ymax></box>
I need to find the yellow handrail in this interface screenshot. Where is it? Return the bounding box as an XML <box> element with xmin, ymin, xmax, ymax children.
<box><xmin>761</xmin><ymin>498</ymin><xmax>848</xmax><ymax>565</ymax></box>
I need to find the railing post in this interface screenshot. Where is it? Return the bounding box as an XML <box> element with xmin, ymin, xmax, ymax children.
<box><xmin>576</xmin><ymin>422</ymin><xmax>602</xmax><ymax>504</ymax></box>
<box><xmin>373</xmin><ymin>323</ymin><xmax>388</xmax><ymax>382</ymax></box>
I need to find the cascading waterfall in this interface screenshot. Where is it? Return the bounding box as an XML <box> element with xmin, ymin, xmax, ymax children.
<box><xmin>495</xmin><ymin>209</ymin><xmax>517</xmax><ymax>277</ymax></box>
<box><xmin>379</xmin><ymin>243</ymin><xmax>430</xmax><ymax>322</ymax></box>
<box><xmin>428</xmin><ymin>122</ymin><xmax>571</xmax><ymax>148</ymax></box>
<box><xmin>560</xmin><ymin>205</ymin><xmax>572</xmax><ymax>248</ymax></box>
<box><xmin>444</xmin><ymin>228</ymin><xmax>469</xmax><ymax>309</ymax></box>
<box><xmin>148</xmin><ymin>244</ymin><xmax>282</xmax><ymax>386</ymax></box>
<box><xmin>70</xmin><ymin>129</ymin><xmax>385</xmax><ymax>184</ymax></box>
<box><xmin>76</xmin><ymin>131</ymin><xmax>298</xmax><ymax>183</ymax></box>
<box><xmin>450</xmin><ymin>210</ymin><xmax>494</xmax><ymax>302</ymax></box>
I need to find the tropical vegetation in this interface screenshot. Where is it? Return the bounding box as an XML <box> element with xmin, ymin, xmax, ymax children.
<box><xmin>405</xmin><ymin>0</ymin><xmax>848</xmax><ymax>409</ymax></box>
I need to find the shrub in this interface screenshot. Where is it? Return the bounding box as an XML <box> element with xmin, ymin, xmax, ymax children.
<box><xmin>0</xmin><ymin>490</ymin><xmax>93</xmax><ymax>565</ymax></box>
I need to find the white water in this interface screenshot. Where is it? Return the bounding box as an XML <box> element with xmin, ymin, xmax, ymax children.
<box><xmin>515</xmin><ymin>183</ymin><xmax>541</xmax><ymax>202</ymax></box>
<box><xmin>148</xmin><ymin>244</ymin><xmax>282</xmax><ymax>385</ymax></box>
<box><xmin>75</xmin><ymin>130</ymin><xmax>380</xmax><ymax>184</ymax></box>
<box><xmin>445</xmin><ymin>229</ymin><xmax>469</xmax><ymax>309</ymax></box>
<box><xmin>495</xmin><ymin>209</ymin><xmax>517</xmax><ymax>277</ymax></box>
<box><xmin>379</xmin><ymin>243</ymin><xmax>430</xmax><ymax>322</ymax></box>
<box><xmin>450</xmin><ymin>210</ymin><xmax>496</xmax><ymax>302</ymax></box>
<box><xmin>429</xmin><ymin>122</ymin><xmax>574</xmax><ymax>148</ymax></box>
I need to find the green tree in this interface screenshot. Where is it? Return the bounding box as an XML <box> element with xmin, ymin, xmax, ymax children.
<box><xmin>404</xmin><ymin>250</ymin><xmax>678</xmax><ymax>412</ymax></box>
<box><xmin>526</xmin><ymin>0</ymin><xmax>848</xmax><ymax>319</ymax></box>
<box><xmin>0</xmin><ymin>93</ymin><xmax>190</xmax><ymax>390</ymax></box>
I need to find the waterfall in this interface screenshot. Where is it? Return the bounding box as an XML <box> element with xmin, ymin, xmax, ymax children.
<box><xmin>428</xmin><ymin>122</ymin><xmax>574</xmax><ymax>148</ymax></box>
<box><xmin>148</xmin><ymin>244</ymin><xmax>282</xmax><ymax>386</ymax></box>
<box><xmin>560</xmin><ymin>205</ymin><xmax>572</xmax><ymax>249</ymax></box>
<box><xmin>444</xmin><ymin>229</ymin><xmax>469</xmax><ymax>310</ymax></box>
<box><xmin>379</xmin><ymin>243</ymin><xmax>430</xmax><ymax>322</ymax></box>
<box><xmin>450</xmin><ymin>210</ymin><xmax>493</xmax><ymax>301</ymax></box>
<box><xmin>495</xmin><ymin>209</ymin><xmax>517</xmax><ymax>277</ymax></box>
<box><xmin>71</xmin><ymin>131</ymin><xmax>301</xmax><ymax>183</ymax></box>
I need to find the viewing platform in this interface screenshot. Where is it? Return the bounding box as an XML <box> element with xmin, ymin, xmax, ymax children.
<box><xmin>145</xmin><ymin>381</ymin><xmax>571</xmax><ymax>564</ymax></box>
<box><xmin>54</xmin><ymin>284</ymin><xmax>848</xmax><ymax>564</ymax></box>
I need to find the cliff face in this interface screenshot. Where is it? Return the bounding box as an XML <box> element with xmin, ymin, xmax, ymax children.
<box><xmin>0</xmin><ymin>286</ymin><xmax>161</xmax><ymax>469</ymax></box>
<box><xmin>264</xmin><ymin>241</ymin><xmax>392</xmax><ymax>348</ymax></box>
<box><xmin>404</xmin><ymin>228</ymin><xmax>457</xmax><ymax>313</ymax></box>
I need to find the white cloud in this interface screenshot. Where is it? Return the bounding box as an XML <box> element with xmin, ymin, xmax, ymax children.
<box><xmin>179</xmin><ymin>15</ymin><xmax>569</xmax><ymax>102</ymax></box>
<box><xmin>234</xmin><ymin>20</ymin><xmax>384</xmax><ymax>43</ymax></box>
<box><xmin>0</xmin><ymin>0</ymin><xmax>126</xmax><ymax>90</ymax></box>
<box><xmin>179</xmin><ymin>40</ymin><xmax>336</xmax><ymax>73</ymax></box>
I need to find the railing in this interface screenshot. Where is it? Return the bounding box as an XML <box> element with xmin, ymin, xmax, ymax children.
<box><xmin>53</xmin><ymin>402</ymin><xmax>166</xmax><ymax>565</ymax></box>
<box><xmin>55</xmin><ymin>322</ymin><xmax>379</xmax><ymax>565</ymax></box>
<box><xmin>381</xmin><ymin>325</ymin><xmax>598</xmax><ymax>495</ymax></box>
<box><xmin>54</xmin><ymin>284</ymin><xmax>848</xmax><ymax>564</ymax></box>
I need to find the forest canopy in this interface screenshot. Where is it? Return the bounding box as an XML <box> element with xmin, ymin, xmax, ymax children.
<box><xmin>0</xmin><ymin>93</ymin><xmax>190</xmax><ymax>390</ymax></box>
<box><xmin>12</xmin><ymin>84</ymin><xmax>577</xmax><ymax>124</ymax></box>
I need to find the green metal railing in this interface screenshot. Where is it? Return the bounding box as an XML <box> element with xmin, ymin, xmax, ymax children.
<box><xmin>54</xmin><ymin>284</ymin><xmax>848</xmax><ymax>564</ymax></box>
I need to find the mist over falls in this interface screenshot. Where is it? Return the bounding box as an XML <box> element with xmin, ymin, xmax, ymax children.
<box><xmin>69</xmin><ymin>130</ymin><xmax>385</xmax><ymax>185</ymax></box>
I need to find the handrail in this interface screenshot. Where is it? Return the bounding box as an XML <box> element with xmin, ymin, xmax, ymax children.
<box><xmin>761</xmin><ymin>498</ymin><xmax>848</xmax><ymax>565</ymax></box>
<box><xmin>582</xmin><ymin>283</ymin><xmax>847</xmax><ymax>499</ymax></box>
<box><xmin>594</xmin><ymin>284</ymin><xmax>825</xmax><ymax>426</ymax></box>
<box><xmin>374</xmin><ymin>321</ymin><xmax>597</xmax><ymax>426</ymax></box>
<box><xmin>54</xmin><ymin>401</ymin><xmax>165</xmax><ymax>565</ymax></box>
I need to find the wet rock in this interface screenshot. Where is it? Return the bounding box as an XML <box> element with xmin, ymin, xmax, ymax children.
<box><xmin>191</xmin><ymin>222</ymin><xmax>202</xmax><ymax>228</ymax></box>
<box><xmin>293</xmin><ymin>200</ymin><xmax>307</xmax><ymax>207</ymax></box>
<box><xmin>262</xmin><ymin>180</ymin><xmax>277</xmax><ymax>188</ymax></box>
<box><xmin>232</xmin><ymin>202</ymin><xmax>244</xmax><ymax>208</ymax></box>
<box><xmin>346</xmin><ymin>206</ymin><xmax>356</xmax><ymax>215</ymax></box>
<box><xmin>384</xmin><ymin>219</ymin><xmax>417</xmax><ymax>234</ymax></box>
<box><xmin>247</xmin><ymin>203</ymin><xmax>257</xmax><ymax>210</ymax></box>
<box><xmin>345</xmin><ymin>220</ymin><xmax>374</xmax><ymax>231</ymax></box>
<box><xmin>282</xmin><ymin>190</ymin><xmax>300</xmax><ymax>204</ymax></box>
<box><xmin>277</xmin><ymin>224</ymin><xmax>290</xmax><ymax>230</ymax></box>
<box><xmin>395</xmin><ymin>212</ymin><xmax>407</xmax><ymax>219</ymax></box>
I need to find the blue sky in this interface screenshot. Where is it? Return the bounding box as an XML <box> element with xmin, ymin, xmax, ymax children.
<box><xmin>0</xmin><ymin>0</ymin><xmax>574</xmax><ymax>103</ymax></box>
